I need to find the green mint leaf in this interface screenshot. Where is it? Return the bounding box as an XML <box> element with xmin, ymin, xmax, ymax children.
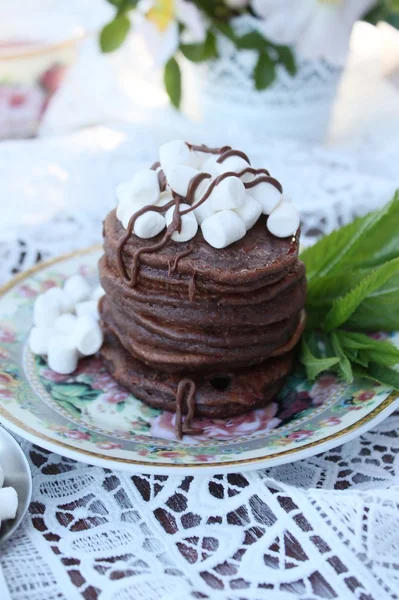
<box><xmin>354</xmin><ymin>363</ymin><xmax>399</xmax><ymax>390</ymax></box>
<box><xmin>100</xmin><ymin>15</ymin><xmax>130</xmax><ymax>53</ymax></box>
<box><xmin>274</xmin><ymin>45</ymin><xmax>297</xmax><ymax>75</ymax></box>
<box><xmin>301</xmin><ymin>190</ymin><xmax>399</xmax><ymax>282</ymax></box>
<box><xmin>324</xmin><ymin>258</ymin><xmax>399</xmax><ymax>331</ymax></box>
<box><xmin>347</xmin><ymin>272</ymin><xmax>399</xmax><ymax>331</ymax></box>
<box><xmin>300</xmin><ymin>336</ymin><xmax>340</xmax><ymax>381</ymax></box>
<box><xmin>254</xmin><ymin>52</ymin><xmax>276</xmax><ymax>90</ymax></box>
<box><xmin>180</xmin><ymin>31</ymin><xmax>218</xmax><ymax>62</ymax></box>
<box><xmin>354</xmin><ymin>353</ymin><xmax>369</xmax><ymax>368</ymax></box>
<box><xmin>164</xmin><ymin>57</ymin><xmax>181</xmax><ymax>109</ymax></box>
<box><xmin>331</xmin><ymin>332</ymin><xmax>353</xmax><ymax>383</ymax></box>
<box><xmin>337</xmin><ymin>330</ymin><xmax>399</xmax><ymax>367</ymax></box>
<box><xmin>236</xmin><ymin>31</ymin><xmax>267</xmax><ymax>51</ymax></box>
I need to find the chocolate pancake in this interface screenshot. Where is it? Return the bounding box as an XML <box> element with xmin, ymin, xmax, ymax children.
<box><xmin>99</xmin><ymin>211</ymin><xmax>306</xmax><ymax>373</ymax></box>
<box><xmin>98</xmin><ymin>144</ymin><xmax>306</xmax><ymax>437</ymax></box>
<box><xmin>100</xmin><ymin>327</ymin><xmax>295</xmax><ymax>418</ymax></box>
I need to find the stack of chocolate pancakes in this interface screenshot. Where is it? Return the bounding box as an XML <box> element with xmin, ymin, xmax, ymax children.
<box><xmin>99</xmin><ymin>143</ymin><xmax>306</xmax><ymax>438</ymax></box>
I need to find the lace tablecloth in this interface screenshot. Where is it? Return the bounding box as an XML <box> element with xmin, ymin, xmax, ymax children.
<box><xmin>0</xmin><ymin>123</ymin><xmax>399</xmax><ymax>600</ymax></box>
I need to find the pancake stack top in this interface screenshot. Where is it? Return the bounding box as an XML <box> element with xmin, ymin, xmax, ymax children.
<box><xmin>99</xmin><ymin>141</ymin><xmax>306</xmax><ymax>438</ymax></box>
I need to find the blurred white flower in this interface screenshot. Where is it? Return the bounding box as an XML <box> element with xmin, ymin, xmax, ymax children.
<box><xmin>252</xmin><ymin>0</ymin><xmax>375</xmax><ymax>65</ymax></box>
<box><xmin>139</xmin><ymin>0</ymin><xmax>206</xmax><ymax>64</ymax></box>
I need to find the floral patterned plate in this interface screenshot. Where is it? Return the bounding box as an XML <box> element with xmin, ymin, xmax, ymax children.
<box><xmin>0</xmin><ymin>246</ymin><xmax>398</xmax><ymax>474</ymax></box>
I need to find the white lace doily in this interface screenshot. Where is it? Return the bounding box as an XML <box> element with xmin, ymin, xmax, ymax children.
<box><xmin>0</xmin><ymin>124</ymin><xmax>399</xmax><ymax>600</ymax></box>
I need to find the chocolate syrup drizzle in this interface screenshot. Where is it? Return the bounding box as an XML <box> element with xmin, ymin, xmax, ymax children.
<box><xmin>115</xmin><ymin>143</ymin><xmax>284</xmax><ymax>438</ymax></box>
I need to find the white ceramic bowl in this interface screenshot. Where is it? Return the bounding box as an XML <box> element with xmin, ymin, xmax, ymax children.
<box><xmin>0</xmin><ymin>427</ymin><xmax>32</xmax><ymax>544</ymax></box>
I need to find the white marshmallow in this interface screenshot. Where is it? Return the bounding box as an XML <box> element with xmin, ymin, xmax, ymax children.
<box><xmin>70</xmin><ymin>316</ymin><xmax>103</xmax><ymax>357</ymax></box>
<box><xmin>191</xmin><ymin>178</ymin><xmax>214</xmax><ymax>224</ymax></box>
<box><xmin>156</xmin><ymin>190</ymin><xmax>174</xmax><ymax>207</ymax></box>
<box><xmin>44</xmin><ymin>287</ymin><xmax>74</xmax><ymax>313</ymax></box>
<box><xmin>0</xmin><ymin>487</ymin><xmax>18</xmax><ymax>521</ymax></box>
<box><xmin>249</xmin><ymin>181</ymin><xmax>282</xmax><ymax>215</ymax></box>
<box><xmin>167</xmin><ymin>165</ymin><xmax>200</xmax><ymax>198</ymax></box>
<box><xmin>0</xmin><ymin>464</ymin><xmax>4</xmax><ymax>488</ymax></box>
<box><xmin>201</xmin><ymin>210</ymin><xmax>246</xmax><ymax>249</ymax></box>
<box><xmin>235</xmin><ymin>195</ymin><xmax>262</xmax><ymax>230</ymax></box>
<box><xmin>190</xmin><ymin>150</ymin><xmax>206</xmax><ymax>170</ymax></box>
<box><xmin>165</xmin><ymin>203</ymin><xmax>198</xmax><ymax>243</ymax></box>
<box><xmin>267</xmin><ymin>198</ymin><xmax>300</xmax><ymax>238</ymax></box>
<box><xmin>159</xmin><ymin>140</ymin><xmax>194</xmax><ymax>177</ymax></box>
<box><xmin>91</xmin><ymin>285</ymin><xmax>105</xmax><ymax>302</ymax></box>
<box><xmin>216</xmin><ymin>154</ymin><xmax>250</xmax><ymax>175</ymax></box>
<box><xmin>48</xmin><ymin>335</ymin><xmax>79</xmax><ymax>374</ymax></box>
<box><xmin>54</xmin><ymin>314</ymin><xmax>78</xmax><ymax>335</ymax></box>
<box><xmin>202</xmin><ymin>155</ymin><xmax>220</xmax><ymax>177</ymax></box>
<box><xmin>116</xmin><ymin>169</ymin><xmax>160</xmax><ymax>206</ymax></box>
<box><xmin>193</xmin><ymin>199</ymin><xmax>215</xmax><ymax>225</ymax></box>
<box><xmin>28</xmin><ymin>327</ymin><xmax>54</xmax><ymax>355</ymax></box>
<box><xmin>64</xmin><ymin>275</ymin><xmax>91</xmax><ymax>304</ymax></box>
<box><xmin>76</xmin><ymin>300</ymin><xmax>100</xmax><ymax>321</ymax></box>
<box><xmin>33</xmin><ymin>293</ymin><xmax>62</xmax><ymax>327</ymax></box>
<box><xmin>117</xmin><ymin>198</ymin><xmax>164</xmax><ymax>230</ymax></box>
<box><xmin>208</xmin><ymin>176</ymin><xmax>246</xmax><ymax>211</ymax></box>
<box><xmin>132</xmin><ymin>211</ymin><xmax>166</xmax><ymax>239</ymax></box>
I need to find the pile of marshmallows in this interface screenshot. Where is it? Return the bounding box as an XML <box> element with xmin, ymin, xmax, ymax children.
<box><xmin>0</xmin><ymin>463</ymin><xmax>18</xmax><ymax>526</ymax></box>
<box><xmin>28</xmin><ymin>275</ymin><xmax>104</xmax><ymax>375</ymax></box>
<box><xmin>116</xmin><ymin>140</ymin><xmax>300</xmax><ymax>249</ymax></box>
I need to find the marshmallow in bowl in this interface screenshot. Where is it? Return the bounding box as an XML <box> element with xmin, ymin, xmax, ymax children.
<box><xmin>267</xmin><ymin>198</ymin><xmax>300</xmax><ymax>238</ymax></box>
<box><xmin>0</xmin><ymin>487</ymin><xmax>18</xmax><ymax>521</ymax></box>
<box><xmin>166</xmin><ymin>203</ymin><xmax>198</xmax><ymax>242</ymax></box>
<box><xmin>201</xmin><ymin>210</ymin><xmax>246</xmax><ymax>249</ymax></box>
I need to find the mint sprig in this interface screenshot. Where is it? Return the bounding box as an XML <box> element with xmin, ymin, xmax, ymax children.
<box><xmin>300</xmin><ymin>190</ymin><xmax>399</xmax><ymax>390</ymax></box>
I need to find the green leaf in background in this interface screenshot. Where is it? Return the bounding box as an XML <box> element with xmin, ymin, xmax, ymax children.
<box><xmin>100</xmin><ymin>14</ymin><xmax>130</xmax><ymax>53</ymax></box>
<box><xmin>254</xmin><ymin>52</ymin><xmax>276</xmax><ymax>90</ymax></box>
<box><xmin>274</xmin><ymin>45</ymin><xmax>297</xmax><ymax>75</ymax></box>
<box><xmin>236</xmin><ymin>31</ymin><xmax>267</xmax><ymax>51</ymax></box>
<box><xmin>214</xmin><ymin>22</ymin><xmax>237</xmax><ymax>43</ymax></box>
<box><xmin>324</xmin><ymin>258</ymin><xmax>399</xmax><ymax>331</ymax></box>
<box><xmin>331</xmin><ymin>332</ymin><xmax>353</xmax><ymax>383</ymax></box>
<box><xmin>300</xmin><ymin>191</ymin><xmax>399</xmax><ymax>281</ymax></box>
<box><xmin>300</xmin><ymin>336</ymin><xmax>340</xmax><ymax>381</ymax></box>
<box><xmin>164</xmin><ymin>57</ymin><xmax>182</xmax><ymax>109</ymax></box>
<box><xmin>180</xmin><ymin>31</ymin><xmax>218</xmax><ymax>62</ymax></box>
